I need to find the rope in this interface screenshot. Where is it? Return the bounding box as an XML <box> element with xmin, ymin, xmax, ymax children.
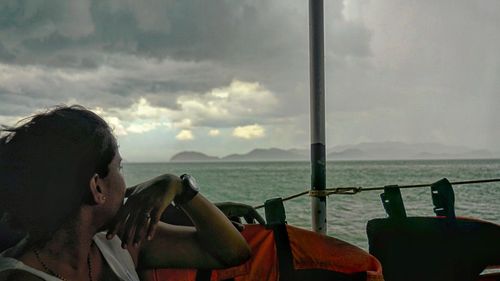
<box><xmin>253</xmin><ymin>178</ymin><xmax>500</xmax><ymax>209</ymax></box>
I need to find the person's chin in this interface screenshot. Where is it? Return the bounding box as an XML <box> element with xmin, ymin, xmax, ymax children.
<box><xmin>99</xmin><ymin>218</ymin><xmax>114</xmax><ymax>233</ymax></box>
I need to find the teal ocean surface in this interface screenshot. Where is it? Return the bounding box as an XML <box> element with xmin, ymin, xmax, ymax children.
<box><xmin>123</xmin><ymin>159</ymin><xmax>500</xmax><ymax>249</ymax></box>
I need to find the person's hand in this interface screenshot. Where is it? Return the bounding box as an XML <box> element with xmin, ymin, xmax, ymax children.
<box><xmin>106</xmin><ymin>174</ymin><xmax>182</xmax><ymax>248</ymax></box>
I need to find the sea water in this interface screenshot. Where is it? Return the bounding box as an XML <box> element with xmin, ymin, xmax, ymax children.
<box><xmin>122</xmin><ymin>159</ymin><xmax>500</xmax><ymax>249</ymax></box>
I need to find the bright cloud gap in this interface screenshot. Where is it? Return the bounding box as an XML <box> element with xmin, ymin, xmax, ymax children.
<box><xmin>84</xmin><ymin>80</ymin><xmax>276</xmax><ymax>145</ymax></box>
<box><xmin>232</xmin><ymin>124</ymin><xmax>265</xmax><ymax>139</ymax></box>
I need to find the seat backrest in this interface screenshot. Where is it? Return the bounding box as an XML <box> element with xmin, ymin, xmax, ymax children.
<box><xmin>367</xmin><ymin>217</ymin><xmax>500</xmax><ymax>281</ymax></box>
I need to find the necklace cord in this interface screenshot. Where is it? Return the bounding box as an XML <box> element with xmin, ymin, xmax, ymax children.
<box><xmin>33</xmin><ymin>246</ymin><xmax>94</xmax><ymax>281</ymax></box>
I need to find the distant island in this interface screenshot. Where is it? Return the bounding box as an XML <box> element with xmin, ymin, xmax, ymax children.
<box><xmin>170</xmin><ymin>142</ymin><xmax>500</xmax><ymax>162</ymax></box>
<box><xmin>170</xmin><ymin>151</ymin><xmax>220</xmax><ymax>162</ymax></box>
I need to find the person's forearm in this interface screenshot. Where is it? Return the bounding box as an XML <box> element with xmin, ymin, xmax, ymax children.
<box><xmin>180</xmin><ymin>193</ymin><xmax>251</xmax><ymax>266</ymax></box>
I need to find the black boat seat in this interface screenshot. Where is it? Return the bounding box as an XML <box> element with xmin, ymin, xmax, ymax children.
<box><xmin>368</xmin><ymin>178</ymin><xmax>500</xmax><ymax>281</ymax></box>
<box><xmin>367</xmin><ymin>216</ymin><xmax>500</xmax><ymax>281</ymax></box>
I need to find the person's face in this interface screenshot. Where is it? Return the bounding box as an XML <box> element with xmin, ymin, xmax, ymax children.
<box><xmin>102</xmin><ymin>150</ymin><xmax>126</xmax><ymax>214</ymax></box>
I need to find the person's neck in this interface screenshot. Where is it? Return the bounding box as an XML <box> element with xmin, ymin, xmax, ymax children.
<box><xmin>40</xmin><ymin>220</ymin><xmax>95</xmax><ymax>269</ymax></box>
<box><xmin>26</xmin><ymin>209</ymin><xmax>101</xmax><ymax>279</ymax></box>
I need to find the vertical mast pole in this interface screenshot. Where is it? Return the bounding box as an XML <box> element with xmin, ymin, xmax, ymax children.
<box><xmin>309</xmin><ymin>0</ymin><xmax>327</xmax><ymax>234</ymax></box>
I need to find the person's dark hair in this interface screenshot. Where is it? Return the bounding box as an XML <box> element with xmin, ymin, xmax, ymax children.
<box><xmin>0</xmin><ymin>105</ymin><xmax>116</xmax><ymax>246</ymax></box>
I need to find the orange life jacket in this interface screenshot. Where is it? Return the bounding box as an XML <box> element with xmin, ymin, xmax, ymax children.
<box><xmin>144</xmin><ymin>224</ymin><xmax>383</xmax><ymax>281</ymax></box>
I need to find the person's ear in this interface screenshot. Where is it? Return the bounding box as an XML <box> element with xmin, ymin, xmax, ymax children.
<box><xmin>89</xmin><ymin>174</ymin><xmax>106</xmax><ymax>204</ymax></box>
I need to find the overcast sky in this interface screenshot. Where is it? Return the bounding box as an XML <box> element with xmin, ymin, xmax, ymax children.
<box><xmin>0</xmin><ymin>0</ymin><xmax>499</xmax><ymax>162</ymax></box>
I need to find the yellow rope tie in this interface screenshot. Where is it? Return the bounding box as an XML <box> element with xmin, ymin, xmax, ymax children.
<box><xmin>309</xmin><ymin>190</ymin><xmax>330</xmax><ymax>197</ymax></box>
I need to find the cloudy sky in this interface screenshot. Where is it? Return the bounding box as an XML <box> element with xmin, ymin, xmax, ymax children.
<box><xmin>0</xmin><ymin>0</ymin><xmax>499</xmax><ymax>162</ymax></box>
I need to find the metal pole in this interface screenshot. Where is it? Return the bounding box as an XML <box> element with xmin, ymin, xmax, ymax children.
<box><xmin>309</xmin><ymin>0</ymin><xmax>327</xmax><ymax>234</ymax></box>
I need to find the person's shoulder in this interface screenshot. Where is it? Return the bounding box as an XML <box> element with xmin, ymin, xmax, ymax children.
<box><xmin>0</xmin><ymin>269</ymin><xmax>45</xmax><ymax>281</ymax></box>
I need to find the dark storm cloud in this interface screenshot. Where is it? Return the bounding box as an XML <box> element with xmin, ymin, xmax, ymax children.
<box><xmin>0</xmin><ymin>1</ymin><xmax>272</xmax><ymax>64</ymax></box>
<box><xmin>0</xmin><ymin>0</ymin><xmax>372</xmax><ymax>119</ymax></box>
<box><xmin>0</xmin><ymin>0</ymin><xmax>370</xmax><ymax>67</ymax></box>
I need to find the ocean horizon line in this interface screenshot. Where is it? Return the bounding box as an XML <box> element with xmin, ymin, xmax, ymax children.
<box><xmin>123</xmin><ymin>157</ymin><xmax>500</xmax><ymax>164</ymax></box>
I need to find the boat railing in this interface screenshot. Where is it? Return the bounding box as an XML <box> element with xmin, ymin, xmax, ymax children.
<box><xmin>253</xmin><ymin>177</ymin><xmax>500</xmax><ymax>210</ymax></box>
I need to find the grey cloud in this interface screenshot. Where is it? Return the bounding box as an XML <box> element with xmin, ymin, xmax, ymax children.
<box><xmin>0</xmin><ymin>0</ymin><xmax>370</xmax><ymax>64</ymax></box>
<box><xmin>0</xmin><ymin>0</ymin><xmax>372</xmax><ymax>115</ymax></box>
<box><xmin>328</xmin><ymin>21</ymin><xmax>371</xmax><ymax>58</ymax></box>
<box><xmin>2</xmin><ymin>0</ymin><xmax>497</xmax><ymax>153</ymax></box>
<box><xmin>0</xmin><ymin>42</ymin><xmax>15</xmax><ymax>62</ymax></box>
<box><xmin>0</xmin><ymin>54</ymin><xmax>233</xmax><ymax>117</ymax></box>
<box><xmin>0</xmin><ymin>87</ymin><xmax>83</xmax><ymax>118</ymax></box>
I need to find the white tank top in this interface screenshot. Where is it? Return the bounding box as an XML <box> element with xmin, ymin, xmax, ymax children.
<box><xmin>0</xmin><ymin>232</ymin><xmax>140</xmax><ymax>281</ymax></box>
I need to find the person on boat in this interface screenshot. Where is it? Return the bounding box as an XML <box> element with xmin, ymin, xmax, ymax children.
<box><xmin>0</xmin><ymin>105</ymin><xmax>251</xmax><ymax>281</ymax></box>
